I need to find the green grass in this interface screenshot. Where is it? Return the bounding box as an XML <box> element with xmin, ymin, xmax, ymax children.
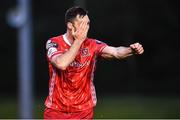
<box><xmin>94</xmin><ymin>95</ymin><xmax>180</xmax><ymax>119</ymax></box>
<box><xmin>0</xmin><ymin>95</ymin><xmax>180</xmax><ymax>119</ymax></box>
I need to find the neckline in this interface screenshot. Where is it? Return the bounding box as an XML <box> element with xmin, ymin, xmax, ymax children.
<box><xmin>63</xmin><ymin>34</ymin><xmax>72</xmax><ymax>46</ymax></box>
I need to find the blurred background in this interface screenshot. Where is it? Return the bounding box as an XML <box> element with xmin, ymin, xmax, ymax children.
<box><xmin>0</xmin><ymin>0</ymin><xmax>180</xmax><ymax>119</ymax></box>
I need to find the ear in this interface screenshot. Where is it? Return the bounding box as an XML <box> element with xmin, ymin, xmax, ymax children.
<box><xmin>67</xmin><ymin>22</ymin><xmax>73</xmax><ymax>30</ymax></box>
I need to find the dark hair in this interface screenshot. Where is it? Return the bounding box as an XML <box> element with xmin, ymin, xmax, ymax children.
<box><xmin>65</xmin><ymin>6</ymin><xmax>88</xmax><ymax>24</ymax></box>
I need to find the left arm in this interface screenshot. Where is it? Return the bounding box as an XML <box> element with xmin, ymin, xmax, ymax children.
<box><xmin>101</xmin><ymin>42</ymin><xmax>144</xmax><ymax>60</ymax></box>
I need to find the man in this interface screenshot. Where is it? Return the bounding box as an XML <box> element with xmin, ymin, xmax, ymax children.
<box><xmin>44</xmin><ymin>6</ymin><xmax>144</xmax><ymax>119</ymax></box>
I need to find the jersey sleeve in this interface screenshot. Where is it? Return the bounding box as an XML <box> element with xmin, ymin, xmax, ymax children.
<box><xmin>46</xmin><ymin>39</ymin><xmax>63</xmax><ymax>61</ymax></box>
<box><xmin>95</xmin><ymin>40</ymin><xmax>108</xmax><ymax>56</ymax></box>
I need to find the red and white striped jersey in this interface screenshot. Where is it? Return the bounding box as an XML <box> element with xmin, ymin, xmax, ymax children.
<box><xmin>45</xmin><ymin>34</ymin><xmax>107</xmax><ymax>112</ymax></box>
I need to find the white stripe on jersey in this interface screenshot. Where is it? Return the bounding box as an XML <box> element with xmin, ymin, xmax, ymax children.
<box><xmin>63</xmin><ymin>34</ymin><xmax>71</xmax><ymax>46</ymax></box>
<box><xmin>46</xmin><ymin>68</ymin><xmax>56</xmax><ymax>108</ymax></box>
<box><xmin>90</xmin><ymin>56</ymin><xmax>97</xmax><ymax>105</ymax></box>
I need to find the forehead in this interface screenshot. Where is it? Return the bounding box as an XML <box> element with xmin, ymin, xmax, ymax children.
<box><xmin>74</xmin><ymin>15</ymin><xmax>89</xmax><ymax>23</ymax></box>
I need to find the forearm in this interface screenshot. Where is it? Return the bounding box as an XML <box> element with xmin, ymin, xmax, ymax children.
<box><xmin>52</xmin><ymin>40</ymin><xmax>83</xmax><ymax>70</ymax></box>
<box><xmin>114</xmin><ymin>46</ymin><xmax>133</xmax><ymax>59</ymax></box>
<box><xmin>101</xmin><ymin>46</ymin><xmax>133</xmax><ymax>59</ymax></box>
<box><xmin>101</xmin><ymin>43</ymin><xmax>143</xmax><ymax>60</ymax></box>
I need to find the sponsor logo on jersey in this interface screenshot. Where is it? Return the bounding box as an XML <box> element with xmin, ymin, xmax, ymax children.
<box><xmin>69</xmin><ymin>60</ymin><xmax>90</xmax><ymax>68</ymax></box>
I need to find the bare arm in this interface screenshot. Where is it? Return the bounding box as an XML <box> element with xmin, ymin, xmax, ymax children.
<box><xmin>51</xmin><ymin>16</ymin><xmax>89</xmax><ymax>70</ymax></box>
<box><xmin>101</xmin><ymin>43</ymin><xmax>144</xmax><ymax>60</ymax></box>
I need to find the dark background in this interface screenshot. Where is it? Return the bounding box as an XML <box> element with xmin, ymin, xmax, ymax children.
<box><xmin>0</xmin><ymin>0</ymin><xmax>180</xmax><ymax>118</ymax></box>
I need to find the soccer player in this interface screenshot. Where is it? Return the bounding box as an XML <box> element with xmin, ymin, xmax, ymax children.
<box><xmin>44</xmin><ymin>6</ymin><xmax>144</xmax><ymax>119</ymax></box>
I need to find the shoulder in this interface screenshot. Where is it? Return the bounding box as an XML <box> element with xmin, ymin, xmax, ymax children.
<box><xmin>46</xmin><ymin>35</ymin><xmax>63</xmax><ymax>50</ymax></box>
<box><xmin>85</xmin><ymin>38</ymin><xmax>97</xmax><ymax>44</ymax></box>
<box><xmin>48</xmin><ymin>35</ymin><xmax>63</xmax><ymax>42</ymax></box>
<box><xmin>85</xmin><ymin>38</ymin><xmax>107</xmax><ymax>46</ymax></box>
<box><xmin>87</xmin><ymin>38</ymin><xmax>106</xmax><ymax>43</ymax></box>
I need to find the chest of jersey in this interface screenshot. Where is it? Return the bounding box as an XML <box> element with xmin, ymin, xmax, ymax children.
<box><xmin>58</xmin><ymin>40</ymin><xmax>96</xmax><ymax>70</ymax></box>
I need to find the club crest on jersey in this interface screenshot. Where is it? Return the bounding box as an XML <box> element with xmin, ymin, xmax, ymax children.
<box><xmin>81</xmin><ymin>48</ymin><xmax>90</xmax><ymax>57</ymax></box>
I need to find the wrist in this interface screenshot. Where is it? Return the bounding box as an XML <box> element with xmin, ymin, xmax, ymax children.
<box><xmin>130</xmin><ymin>47</ymin><xmax>136</xmax><ymax>55</ymax></box>
<box><xmin>74</xmin><ymin>39</ymin><xmax>84</xmax><ymax>45</ymax></box>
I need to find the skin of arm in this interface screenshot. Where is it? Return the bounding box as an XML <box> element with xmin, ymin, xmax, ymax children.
<box><xmin>101</xmin><ymin>42</ymin><xmax>144</xmax><ymax>60</ymax></box>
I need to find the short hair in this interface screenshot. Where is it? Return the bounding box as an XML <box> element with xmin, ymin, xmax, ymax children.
<box><xmin>65</xmin><ymin>6</ymin><xmax>88</xmax><ymax>24</ymax></box>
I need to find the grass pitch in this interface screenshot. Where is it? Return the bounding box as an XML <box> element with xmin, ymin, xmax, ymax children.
<box><xmin>0</xmin><ymin>95</ymin><xmax>180</xmax><ymax>119</ymax></box>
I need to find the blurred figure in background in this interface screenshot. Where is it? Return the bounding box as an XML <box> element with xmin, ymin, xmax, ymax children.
<box><xmin>44</xmin><ymin>6</ymin><xmax>144</xmax><ymax>119</ymax></box>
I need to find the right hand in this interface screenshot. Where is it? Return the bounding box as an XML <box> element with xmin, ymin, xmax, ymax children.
<box><xmin>71</xmin><ymin>16</ymin><xmax>89</xmax><ymax>42</ymax></box>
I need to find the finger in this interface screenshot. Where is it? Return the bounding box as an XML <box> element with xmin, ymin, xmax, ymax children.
<box><xmin>139</xmin><ymin>49</ymin><xmax>144</xmax><ymax>54</ymax></box>
<box><xmin>130</xmin><ymin>44</ymin><xmax>135</xmax><ymax>49</ymax></box>
<box><xmin>79</xmin><ymin>21</ymin><xmax>86</xmax><ymax>34</ymax></box>
<box><xmin>135</xmin><ymin>43</ymin><xmax>140</xmax><ymax>48</ymax></box>
<box><xmin>77</xmin><ymin>17</ymin><xmax>86</xmax><ymax>31</ymax></box>
<box><xmin>81</xmin><ymin>21</ymin><xmax>89</xmax><ymax>37</ymax></box>
<box><xmin>132</xmin><ymin>47</ymin><xmax>139</xmax><ymax>53</ymax></box>
<box><xmin>82</xmin><ymin>16</ymin><xmax>89</xmax><ymax>29</ymax></box>
<box><xmin>137</xmin><ymin>47</ymin><xmax>144</xmax><ymax>54</ymax></box>
<box><xmin>72</xmin><ymin>26</ymin><xmax>75</xmax><ymax>35</ymax></box>
<box><xmin>137</xmin><ymin>44</ymin><xmax>142</xmax><ymax>50</ymax></box>
<box><xmin>132</xmin><ymin>43</ymin><xmax>142</xmax><ymax>50</ymax></box>
<box><xmin>140</xmin><ymin>49</ymin><xmax>144</xmax><ymax>54</ymax></box>
<box><xmin>140</xmin><ymin>47</ymin><xmax>144</xmax><ymax>52</ymax></box>
<box><xmin>77</xmin><ymin>21</ymin><xmax>84</xmax><ymax>33</ymax></box>
<box><xmin>84</xmin><ymin>22</ymin><xmax>89</xmax><ymax>33</ymax></box>
<box><xmin>82</xmin><ymin>25</ymin><xmax>88</xmax><ymax>40</ymax></box>
<box><xmin>136</xmin><ymin>46</ymin><xmax>142</xmax><ymax>52</ymax></box>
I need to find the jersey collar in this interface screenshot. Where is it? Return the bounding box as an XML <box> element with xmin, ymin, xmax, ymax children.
<box><xmin>63</xmin><ymin>34</ymin><xmax>72</xmax><ymax>46</ymax></box>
